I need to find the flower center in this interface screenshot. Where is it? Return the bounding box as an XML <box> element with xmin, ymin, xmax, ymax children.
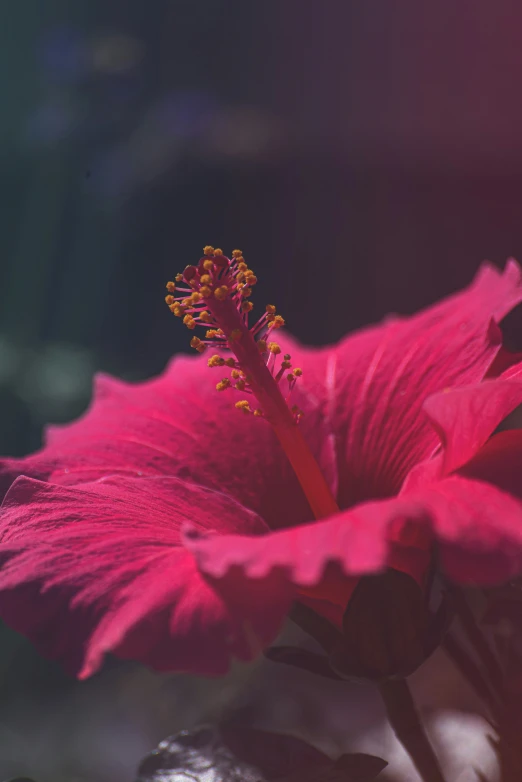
<box><xmin>166</xmin><ymin>245</ymin><xmax>339</xmax><ymax>520</ymax></box>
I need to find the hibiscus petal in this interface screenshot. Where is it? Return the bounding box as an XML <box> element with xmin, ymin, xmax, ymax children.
<box><xmin>328</xmin><ymin>260</ymin><xmax>522</xmax><ymax>506</ymax></box>
<box><xmin>0</xmin><ymin>476</ymin><xmax>292</xmax><ymax>677</ymax></box>
<box><xmin>0</xmin><ymin>336</ymin><xmax>337</xmax><ymax>528</ymax></box>
<box><xmin>186</xmin><ymin>474</ymin><xmax>522</xmax><ymax>625</ymax></box>
<box><xmin>403</xmin><ymin>368</ymin><xmax>522</xmax><ymax>490</ymax></box>
<box><xmin>458</xmin><ymin>428</ymin><xmax>522</xmax><ymax>498</ymax></box>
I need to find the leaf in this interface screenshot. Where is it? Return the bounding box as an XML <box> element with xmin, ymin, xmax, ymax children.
<box><xmin>220</xmin><ymin>724</ymin><xmax>332</xmax><ymax>778</ymax></box>
<box><xmin>136</xmin><ymin>725</ymin><xmax>266</xmax><ymax>781</ymax></box>
<box><xmin>135</xmin><ymin>725</ymin><xmax>387</xmax><ymax>782</ymax></box>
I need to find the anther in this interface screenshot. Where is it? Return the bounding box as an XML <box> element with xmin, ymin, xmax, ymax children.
<box><xmin>208</xmin><ymin>355</ymin><xmax>225</xmax><ymax>367</ymax></box>
<box><xmin>241</xmin><ymin>301</ymin><xmax>254</xmax><ymax>312</ymax></box>
<box><xmin>203</xmin><ymin>245</ymin><xmax>214</xmax><ymax>255</ymax></box>
<box><xmin>216</xmin><ymin>378</ymin><xmax>231</xmax><ymax>391</ymax></box>
<box><xmin>198</xmin><ymin>310</ymin><xmax>211</xmax><ymax>322</ymax></box>
<box><xmin>266</xmin><ymin>305</ymin><xmax>276</xmax><ymax>315</ymax></box>
<box><xmin>293</xmin><ymin>368</ymin><xmax>303</xmax><ymax>377</ymax></box>
<box><xmin>165</xmin><ymin>295</ymin><xmax>175</xmax><ymax>305</ymax></box>
<box><xmin>230</xmin><ymin>329</ymin><xmax>242</xmax><ymax>341</ymax></box>
<box><xmin>175</xmin><ymin>273</ymin><xmax>183</xmax><ymax>282</ymax></box>
<box><xmin>238</xmin><ymin>262</ymin><xmax>248</xmax><ymax>272</ymax></box>
<box><xmin>200</xmin><ymin>286</ymin><xmax>212</xmax><ymax>298</ymax></box>
<box><xmin>224</xmin><ymin>357</ymin><xmax>236</xmax><ymax>367</ymax></box>
<box><xmin>271</xmin><ymin>315</ymin><xmax>285</xmax><ymax>329</ymax></box>
<box><xmin>190</xmin><ymin>337</ymin><xmax>206</xmax><ymax>353</ymax></box>
<box><xmin>268</xmin><ymin>342</ymin><xmax>281</xmax><ymax>355</ymax></box>
<box><xmin>214</xmin><ymin>286</ymin><xmax>229</xmax><ymax>300</ymax></box>
<box><xmin>200</xmin><ymin>274</ymin><xmax>211</xmax><ymax>285</ymax></box>
<box><xmin>166</xmin><ymin>281</ymin><xmax>176</xmax><ymax>292</ymax></box>
<box><xmin>235</xmin><ymin>400</ymin><xmax>251</xmax><ymax>412</ymax></box>
<box><xmin>203</xmin><ymin>259</ymin><xmax>214</xmax><ymax>271</ymax></box>
<box><xmin>232</xmin><ymin>250</ymin><xmax>243</xmax><ymax>258</ymax></box>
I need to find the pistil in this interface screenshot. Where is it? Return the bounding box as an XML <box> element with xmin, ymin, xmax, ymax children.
<box><xmin>166</xmin><ymin>246</ymin><xmax>338</xmax><ymax>520</ymax></box>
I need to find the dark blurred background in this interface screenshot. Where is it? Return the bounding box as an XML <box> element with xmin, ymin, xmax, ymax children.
<box><xmin>1</xmin><ymin>1</ymin><xmax>522</xmax><ymax>780</ymax></box>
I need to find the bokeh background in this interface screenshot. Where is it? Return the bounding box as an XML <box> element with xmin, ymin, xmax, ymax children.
<box><xmin>1</xmin><ymin>1</ymin><xmax>522</xmax><ymax>780</ymax></box>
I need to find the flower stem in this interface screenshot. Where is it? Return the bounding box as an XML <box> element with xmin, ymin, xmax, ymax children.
<box><xmin>449</xmin><ymin>586</ymin><xmax>504</xmax><ymax>693</ymax></box>
<box><xmin>443</xmin><ymin>633</ymin><xmax>501</xmax><ymax>720</ymax></box>
<box><xmin>379</xmin><ymin>679</ymin><xmax>447</xmax><ymax>782</ymax></box>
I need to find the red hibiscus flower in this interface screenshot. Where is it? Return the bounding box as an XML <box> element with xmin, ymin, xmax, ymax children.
<box><xmin>2</xmin><ymin>251</ymin><xmax>522</xmax><ymax>680</ymax></box>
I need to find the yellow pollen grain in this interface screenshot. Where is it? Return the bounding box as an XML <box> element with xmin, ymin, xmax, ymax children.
<box><xmin>200</xmin><ymin>274</ymin><xmax>211</xmax><ymax>285</ymax></box>
<box><xmin>183</xmin><ymin>315</ymin><xmax>196</xmax><ymax>329</ymax></box>
<box><xmin>190</xmin><ymin>336</ymin><xmax>205</xmax><ymax>353</ymax></box>
<box><xmin>236</xmin><ymin>379</ymin><xmax>246</xmax><ymax>390</ymax></box>
<box><xmin>235</xmin><ymin>400</ymin><xmax>251</xmax><ymax>412</ymax></box>
<box><xmin>175</xmin><ymin>273</ymin><xmax>183</xmax><ymax>282</ymax></box>
<box><xmin>208</xmin><ymin>355</ymin><xmax>225</xmax><ymax>367</ymax></box>
<box><xmin>198</xmin><ymin>310</ymin><xmax>211</xmax><ymax>322</ymax></box>
<box><xmin>166</xmin><ymin>281</ymin><xmax>176</xmax><ymax>292</ymax></box>
<box><xmin>205</xmin><ymin>329</ymin><xmax>220</xmax><ymax>338</ymax></box>
<box><xmin>170</xmin><ymin>304</ymin><xmax>183</xmax><ymax>316</ymax></box>
<box><xmin>203</xmin><ymin>245</ymin><xmax>214</xmax><ymax>255</ymax></box>
<box><xmin>203</xmin><ymin>259</ymin><xmax>214</xmax><ymax>271</ymax></box>
<box><xmin>214</xmin><ymin>286</ymin><xmax>229</xmax><ymax>300</ymax></box>
<box><xmin>293</xmin><ymin>367</ymin><xmax>303</xmax><ymax>376</ymax></box>
<box><xmin>190</xmin><ymin>292</ymin><xmax>202</xmax><ymax>303</ymax></box>
<box><xmin>232</xmin><ymin>249</ymin><xmax>243</xmax><ymax>258</ymax></box>
<box><xmin>231</xmin><ymin>369</ymin><xmax>240</xmax><ymax>379</ymax></box>
<box><xmin>253</xmin><ymin>409</ymin><xmax>263</xmax><ymax>417</ymax></box>
<box><xmin>214</xmin><ymin>248</ymin><xmax>223</xmax><ymax>256</ymax></box>
<box><xmin>245</xmin><ymin>275</ymin><xmax>257</xmax><ymax>286</ymax></box>
<box><xmin>242</xmin><ymin>301</ymin><xmax>254</xmax><ymax>312</ymax></box>
<box><xmin>236</xmin><ymin>272</ymin><xmax>245</xmax><ymax>284</ymax></box>
<box><xmin>281</xmin><ymin>361</ymin><xmax>291</xmax><ymax>370</ymax></box>
<box><xmin>216</xmin><ymin>378</ymin><xmax>231</xmax><ymax>391</ymax></box>
<box><xmin>241</xmin><ymin>287</ymin><xmax>252</xmax><ymax>297</ymax></box>
<box><xmin>237</xmin><ymin>262</ymin><xmax>248</xmax><ymax>272</ymax></box>
<box><xmin>272</xmin><ymin>315</ymin><xmax>285</xmax><ymax>329</ymax></box>
<box><xmin>165</xmin><ymin>295</ymin><xmax>175</xmax><ymax>305</ymax></box>
<box><xmin>268</xmin><ymin>342</ymin><xmax>281</xmax><ymax>354</ymax></box>
<box><xmin>225</xmin><ymin>357</ymin><xmax>236</xmax><ymax>367</ymax></box>
<box><xmin>200</xmin><ymin>285</ymin><xmax>212</xmax><ymax>297</ymax></box>
<box><xmin>266</xmin><ymin>304</ymin><xmax>276</xmax><ymax>314</ymax></box>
